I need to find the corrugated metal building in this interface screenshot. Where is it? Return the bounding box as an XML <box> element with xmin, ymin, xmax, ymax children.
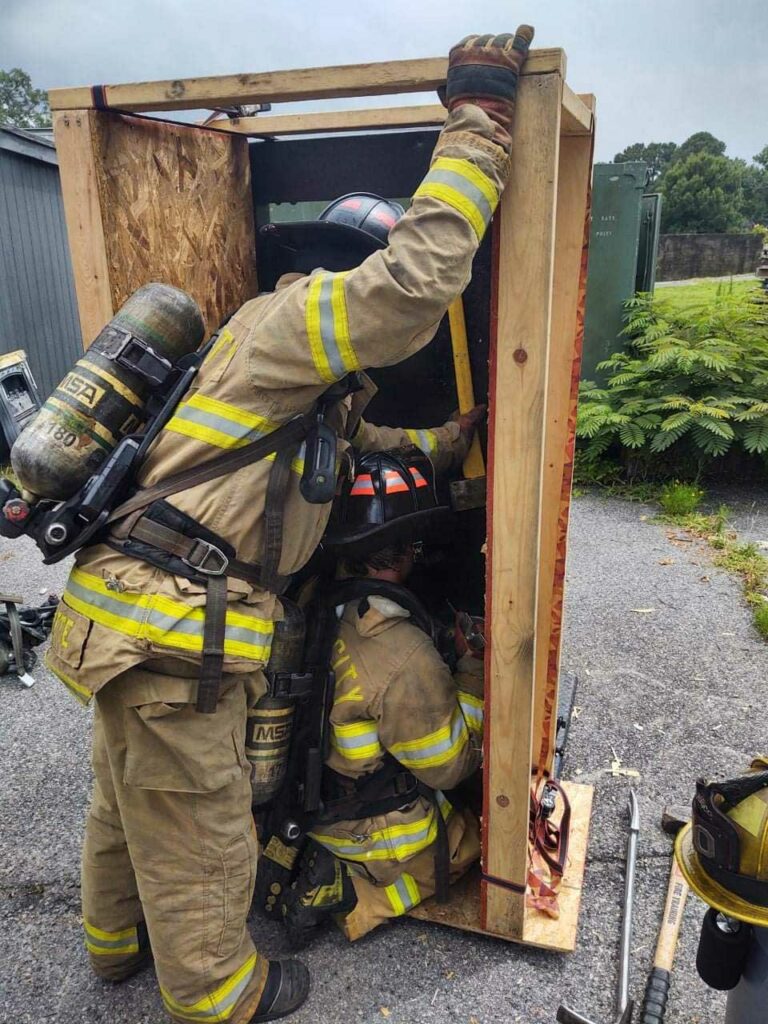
<box><xmin>0</xmin><ymin>126</ymin><xmax>82</xmax><ymax>398</ymax></box>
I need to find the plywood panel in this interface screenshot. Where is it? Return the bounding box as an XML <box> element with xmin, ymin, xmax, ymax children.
<box><xmin>91</xmin><ymin>113</ymin><xmax>257</xmax><ymax>337</ymax></box>
<box><xmin>482</xmin><ymin>71</ymin><xmax>563</xmax><ymax>938</ymax></box>
<box><xmin>411</xmin><ymin>782</ymin><xmax>593</xmax><ymax>953</ymax></box>
<box><xmin>533</xmin><ymin>126</ymin><xmax>595</xmax><ymax>771</ymax></box>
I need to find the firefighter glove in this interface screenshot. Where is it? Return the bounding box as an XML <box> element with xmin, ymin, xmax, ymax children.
<box><xmin>443</xmin><ymin>27</ymin><xmax>535</xmax><ymax>149</ymax></box>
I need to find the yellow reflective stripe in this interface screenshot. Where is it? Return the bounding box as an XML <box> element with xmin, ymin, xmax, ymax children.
<box><xmin>416</xmin><ymin>182</ymin><xmax>486</xmax><ymax>239</ymax></box>
<box><xmin>458</xmin><ymin>690</ymin><xmax>484</xmax><ymax>732</ymax></box>
<box><xmin>77</xmin><ymin>359</ymin><xmax>143</xmax><ymax>408</ymax></box>
<box><xmin>83</xmin><ymin>920</ymin><xmax>139</xmax><ymax>955</ymax></box>
<box><xmin>331</xmin><ymin>719</ymin><xmax>382</xmax><ymax>761</ymax></box>
<box><xmin>414</xmin><ymin>156</ymin><xmax>499</xmax><ymax>241</ymax></box>
<box><xmin>385</xmin><ymin>873</ymin><xmax>421</xmax><ymax>915</ymax></box>
<box><xmin>310</xmin><ymin>806</ymin><xmax>440</xmax><ymax>863</ymax></box>
<box><xmin>205</xmin><ymin>327</ymin><xmax>236</xmax><ymax>364</ymax></box>
<box><xmin>64</xmin><ymin>567</ymin><xmax>274</xmax><ymax>662</ymax></box>
<box><xmin>388</xmin><ymin>708</ymin><xmax>469</xmax><ymax>769</ymax></box>
<box><xmin>161</xmin><ymin>952</ymin><xmax>258</xmax><ymax>1022</ymax></box>
<box><xmin>330</xmin><ymin>272</ymin><xmax>359</xmax><ymax>374</ymax></box>
<box><xmin>84</xmin><ymin>921</ymin><xmax>137</xmax><ymax>942</ymax></box>
<box><xmin>405</xmin><ymin>428</ymin><xmax>437</xmax><ymax>455</ymax></box>
<box><xmin>186</xmin><ymin>393</ymin><xmax>276</xmax><ymax>432</ymax></box>
<box><xmin>435</xmin><ymin>156</ymin><xmax>498</xmax><ymax>209</ymax></box>
<box><xmin>305</xmin><ymin>272</ymin><xmax>360</xmax><ymax>383</ymax></box>
<box><xmin>306</xmin><ymin>274</ymin><xmax>334</xmax><ymax>382</ymax></box>
<box><xmin>46</xmin><ymin>655</ymin><xmax>92</xmax><ymax>706</ymax></box>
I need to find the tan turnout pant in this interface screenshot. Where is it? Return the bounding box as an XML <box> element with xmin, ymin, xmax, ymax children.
<box><xmin>340</xmin><ymin>807</ymin><xmax>481</xmax><ymax>941</ymax></box>
<box><xmin>82</xmin><ymin>662</ymin><xmax>268</xmax><ymax>1024</ymax></box>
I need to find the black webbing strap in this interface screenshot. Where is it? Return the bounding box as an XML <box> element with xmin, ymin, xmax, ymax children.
<box><xmin>197</xmin><ymin>574</ymin><xmax>228</xmax><ymax>714</ymax></box>
<box><xmin>126</xmin><ymin>515</ymin><xmax>284</xmax><ymax>713</ymax></box>
<box><xmin>417</xmin><ymin>782</ymin><xmax>450</xmax><ymax>904</ymax></box>
<box><xmin>108</xmin><ymin>412</ymin><xmax>314</xmax><ymax>524</ymax></box>
<box><xmin>261</xmin><ymin>445</ymin><xmax>294</xmax><ymax>594</ymax></box>
<box><xmin>91</xmin><ymin>85</ymin><xmax>109</xmax><ymax>110</ymax></box>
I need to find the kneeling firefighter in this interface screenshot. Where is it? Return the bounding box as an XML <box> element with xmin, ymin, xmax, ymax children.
<box><xmin>255</xmin><ymin>446</ymin><xmax>486</xmax><ymax>948</ymax></box>
<box><xmin>2</xmin><ymin>26</ymin><xmax>534</xmax><ymax>1024</ymax></box>
<box><xmin>676</xmin><ymin>757</ymin><xmax>768</xmax><ymax>1023</ymax></box>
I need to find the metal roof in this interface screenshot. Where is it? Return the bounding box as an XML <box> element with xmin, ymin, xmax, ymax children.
<box><xmin>0</xmin><ymin>125</ymin><xmax>57</xmax><ymax>166</ymax></box>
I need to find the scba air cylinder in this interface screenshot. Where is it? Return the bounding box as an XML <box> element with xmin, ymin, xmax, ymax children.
<box><xmin>247</xmin><ymin>600</ymin><xmax>306</xmax><ymax>807</ymax></box>
<box><xmin>11</xmin><ymin>283</ymin><xmax>205</xmax><ymax>500</ymax></box>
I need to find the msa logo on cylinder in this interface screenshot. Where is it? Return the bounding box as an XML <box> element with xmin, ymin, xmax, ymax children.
<box><xmin>251</xmin><ymin>721</ymin><xmax>292</xmax><ymax>745</ymax></box>
<box><xmin>60</xmin><ymin>373</ymin><xmax>105</xmax><ymax>410</ymax></box>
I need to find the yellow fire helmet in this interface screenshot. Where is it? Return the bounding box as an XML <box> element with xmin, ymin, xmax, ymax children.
<box><xmin>676</xmin><ymin>756</ymin><xmax>768</xmax><ymax>926</ymax></box>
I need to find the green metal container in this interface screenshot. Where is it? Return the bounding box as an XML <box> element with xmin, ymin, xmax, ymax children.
<box><xmin>582</xmin><ymin>162</ymin><xmax>648</xmax><ymax>382</ymax></box>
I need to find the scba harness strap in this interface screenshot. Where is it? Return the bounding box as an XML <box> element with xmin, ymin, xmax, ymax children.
<box><xmin>107</xmin><ymin>374</ymin><xmax>363</xmax><ymax>713</ymax></box>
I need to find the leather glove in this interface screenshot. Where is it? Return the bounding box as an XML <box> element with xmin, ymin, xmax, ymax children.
<box><xmin>443</xmin><ymin>27</ymin><xmax>535</xmax><ymax>149</ymax></box>
<box><xmin>451</xmin><ymin>403</ymin><xmax>487</xmax><ymax>445</ymax></box>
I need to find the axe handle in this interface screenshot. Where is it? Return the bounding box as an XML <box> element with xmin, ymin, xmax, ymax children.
<box><xmin>639</xmin><ymin>859</ymin><xmax>689</xmax><ymax>1024</ymax></box>
<box><xmin>447</xmin><ymin>297</ymin><xmax>485</xmax><ymax>480</ymax></box>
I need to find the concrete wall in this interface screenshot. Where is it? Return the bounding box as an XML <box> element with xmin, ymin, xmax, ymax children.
<box><xmin>657</xmin><ymin>233</ymin><xmax>761</xmax><ymax>281</ymax></box>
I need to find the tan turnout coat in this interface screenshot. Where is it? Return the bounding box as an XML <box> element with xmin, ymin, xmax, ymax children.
<box><xmin>46</xmin><ymin>104</ymin><xmax>509</xmax><ymax>704</ymax></box>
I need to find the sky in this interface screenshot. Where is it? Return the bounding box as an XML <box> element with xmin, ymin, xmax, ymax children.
<box><xmin>1</xmin><ymin>0</ymin><xmax>766</xmax><ymax>164</ymax></box>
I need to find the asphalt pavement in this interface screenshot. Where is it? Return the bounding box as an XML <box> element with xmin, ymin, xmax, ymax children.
<box><xmin>2</xmin><ymin>489</ymin><xmax>766</xmax><ymax>1024</ymax></box>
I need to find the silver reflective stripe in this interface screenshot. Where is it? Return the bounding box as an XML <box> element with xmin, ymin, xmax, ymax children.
<box><xmin>316</xmin><ymin>815</ymin><xmax>435</xmax><ymax>858</ymax></box>
<box><xmin>459</xmin><ymin>698</ymin><xmax>483</xmax><ymax>730</ymax></box>
<box><xmin>393</xmin><ymin>710</ymin><xmax>468</xmax><ymax>766</ymax></box>
<box><xmin>161</xmin><ymin>953</ymin><xmax>258</xmax><ymax>1021</ymax></box>
<box><xmin>64</xmin><ymin>577</ymin><xmax>272</xmax><ymax>652</ymax></box>
<box><xmin>423</xmin><ymin>167</ymin><xmax>493</xmax><ymax>228</ymax></box>
<box><xmin>83</xmin><ymin>921</ymin><xmax>139</xmax><ymax>955</ymax></box>
<box><xmin>388</xmin><ymin>874</ymin><xmax>421</xmax><ymax>913</ymax></box>
<box><xmin>318</xmin><ymin>274</ymin><xmax>348</xmax><ymax>379</ymax></box>
<box><xmin>172</xmin><ymin>404</ymin><xmax>270</xmax><ymax>444</ymax></box>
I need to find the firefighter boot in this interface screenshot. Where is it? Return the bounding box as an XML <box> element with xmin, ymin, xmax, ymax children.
<box><xmin>243</xmin><ymin>959</ymin><xmax>311</xmax><ymax>1022</ymax></box>
<box><xmin>281</xmin><ymin>843</ymin><xmax>357</xmax><ymax>950</ymax></box>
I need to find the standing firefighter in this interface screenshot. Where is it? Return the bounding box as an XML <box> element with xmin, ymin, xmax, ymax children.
<box><xmin>44</xmin><ymin>28</ymin><xmax>534</xmax><ymax>1024</ymax></box>
<box><xmin>272</xmin><ymin>447</ymin><xmax>485</xmax><ymax>947</ymax></box>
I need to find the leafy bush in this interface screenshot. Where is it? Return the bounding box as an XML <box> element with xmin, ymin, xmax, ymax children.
<box><xmin>577</xmin><ymin>284</ymin><xmax>768</xmax><ymax>474</ymax></box>
<box><xmin>659</xmin><ymin>482</ymin><xmax>704</xmax><ymax>516</ymax></box>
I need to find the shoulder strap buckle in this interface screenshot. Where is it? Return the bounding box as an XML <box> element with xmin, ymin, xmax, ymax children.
<box><xmin>182</xmin><ymin>538</ymin><xmax>229</xmax><ymax>576</ymax></box>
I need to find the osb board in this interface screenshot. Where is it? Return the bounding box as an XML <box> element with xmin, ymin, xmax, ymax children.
<box><xmin>409</xmin><ymin>781</ymin><xmax>593</xmax><ymax>952</ymax></box>
<box><xmin>91</xmin><ymin>112</ymin><xmax>257</xmax><ymax>337</ymax></box>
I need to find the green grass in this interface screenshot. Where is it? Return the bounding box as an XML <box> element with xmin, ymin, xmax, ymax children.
<box><xmin>654</xmin><ymin>278</ymin><xmax>760</xmax><ymax>316</ymax></box>
<box><xmin>658</xmin><ymin>481</ymin><xmax>704</xmax><ymax>517</ymax></box>
<box><xmin>659</xmin><ymin>498</ymin><xmax>768</xmax><ymax>641</ymax></box>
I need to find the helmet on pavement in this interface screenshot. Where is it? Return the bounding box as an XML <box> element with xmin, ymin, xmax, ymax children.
<box><xmin>676</xmin><ymin>756</ymin><xmax>768</xmax><ymax>926</ymax></box>
<box><xmin>258</xmin><ymin>193</ymin><xmax>405</xmax><ymax>288</ymax></box>
<box><xmin>323</xmin><ymin>445</ymin><xmax>450</xmax><ymax>559</ymax></box>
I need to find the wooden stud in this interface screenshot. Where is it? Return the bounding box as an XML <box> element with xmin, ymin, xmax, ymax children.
<box><xmin>561</xmin><ymin>88</ymin><xmax>594</xmax><ymax>136</ymax></box>
<box><xmin>482</xmin><ymin>71</ymin><xmax>563</xmax><ymax>938</ymax></box>
<box><xmin>209</xmin><ymin>104</ymin><xmax>448</xmax><ymax>136</ymax></box>
<box><xmin>48</xmin><ymin>50</ymin><xmax>567</xmax><ymax>112</ymax></box>
<box><xmin>532</xmin><ymin>121</ymin><xmax>595</xmax><ymax>771</ymax></box>
<box><xmin>53</xmin><ymin>110</ymin><xmax>114</xmax><ymax>347</ymax></box>
<box><xmin>210</xmin><ymin>86</ymin><xmax>591</xmax><ymax>139</ymax></box>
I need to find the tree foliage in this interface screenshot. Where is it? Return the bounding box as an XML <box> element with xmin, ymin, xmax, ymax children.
<box><xmin>0</xmin><ymin>68</ymin><xmax>50</xmax><ymax>128</ymax></box>
<box><xmin>614</xmin><ymin>132</ymin><xmax>768</xmax><ymax>232</ymax></box>
<box><xmin>660</xmin><ymin>151</ymin><xmax>745</xmax><ymax>233</ymax></box>
<box><xmin>577</xmin><ymin>286</ymin><xmax>768</xmax><ymax>474</ymax></box>
<box><xmin>613</xmin><ymin>141</ymin><xmax>677</xmax><ymax>184</ymax></box>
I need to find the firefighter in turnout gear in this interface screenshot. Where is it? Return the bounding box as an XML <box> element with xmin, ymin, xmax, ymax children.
<box><xmin>278</xmin><ymin>447</ymin><xmax>485</xmax><ymax>947</ymax></box>
<box><xmin>45</xmin><ymin>26</ymin><xmax>534</xmax><ymax>1024</ymax></box>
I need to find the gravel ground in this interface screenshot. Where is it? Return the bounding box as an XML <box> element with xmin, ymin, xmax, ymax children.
<box><xmin>2</xmin><ymin>490</ymin><xmax>764</xmax><ymax>1024</ymax></box>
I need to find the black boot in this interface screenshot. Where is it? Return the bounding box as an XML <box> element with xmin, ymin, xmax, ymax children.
<box><xmin>248</xmin><ymin>959</ymin><xmax>310</xmax><ymax>1022</ymax></box>
<box><xmin>281</xmin><ymin>843</ymin><xmax>357</xmax><ymax>950</ymax></box>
